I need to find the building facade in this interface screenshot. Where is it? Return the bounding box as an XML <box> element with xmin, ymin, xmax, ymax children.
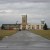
<box><xmin>20</xmin><ymin>15</ymin><xmax>44</xmax><ymax>30</ymax></box>
<box><xmin>2</xmin><ymin>24</ymin><xmax>21</xmax><ymax>30</ymax></box>
<box><xmin>27</xmin><ymin>24</ymin><xmax>44</xmax><ymax>30</ymax></box>
<box><xmin>21</xmin><ymin>15</ymin><xmax>27</xmax><ymax>30</ymax></box>
<box><xmin>2</xmin><ymin>15</ymin><xmax>44</xmax><ymax>30</ymax></box>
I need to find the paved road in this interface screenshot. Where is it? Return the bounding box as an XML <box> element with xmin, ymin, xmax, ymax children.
<box><xmin>0</xmin><ymin>30</ymin><xmax>50</xmax><ymax>50</ymax></box>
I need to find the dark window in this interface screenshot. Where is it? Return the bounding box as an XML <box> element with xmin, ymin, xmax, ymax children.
<box><xmin>37</xmin><ymin>25</ymin><xmax>39</xmax><ymax>29</ymax></box>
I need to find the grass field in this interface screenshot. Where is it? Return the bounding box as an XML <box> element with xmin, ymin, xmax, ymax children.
<box><xmin>31</xmin><ymin>30</ymin><xmax>50</xmax><ymax>40</ymax></box>
<box><xmin>0</xmin><ymin>30</ymin><xmax>17</xmax><ymax>40</ymax></box>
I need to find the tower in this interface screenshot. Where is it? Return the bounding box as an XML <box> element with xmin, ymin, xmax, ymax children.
<box><xmin>41</xmin><ymin>19</ymin><xmax>45</xmax><ymax>24</ymax></box>
<box><xmin>22</xmin><ymin>15</ymin><xmax>27</xmax><ymax>30</ymax></box>
<box><xmin>41</xmin><ymin>19</ymin><xmax>45</xmax><ymax>29</ymax></box>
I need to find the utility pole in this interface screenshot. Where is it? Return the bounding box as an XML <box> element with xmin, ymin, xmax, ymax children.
<box><xmin>16</xmin><ymin>21</ymin><xmax>18</xmax><ymax>31</ymax></box>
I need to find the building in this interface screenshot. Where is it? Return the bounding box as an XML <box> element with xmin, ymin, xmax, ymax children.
<box><xmin>2</xmin><ymin>15</ymin><xmax>44</xmax><ymax>30</ymax></box>
<box><xmin>27</xmin><ymin>23</ymin><xmax>44</xmax><ymax>30</ymax></box>
<box><xmin>20</xmin><ymin>15</ymin><xmax>44</xmax><ymax>30</ymax></box>
<box><xmin>2</xmin><ymin>24</ymin><xmax>21</xmax><ymax>30</ymax></box>
<box><xmin>20</xmin><ymin>15</ymin><xmax>27</xmax><ymax>30</ymax></box>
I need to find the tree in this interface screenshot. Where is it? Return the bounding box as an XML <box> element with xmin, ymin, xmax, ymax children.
<box><xmin>43</xmin><ymin>23</ymin><xmax>48</xmax><ymax>30</ymax></box>
<box><xmin>1</xmin><ymin>25</ymin><xmax>5</xmax><ymax>29</ymax></box>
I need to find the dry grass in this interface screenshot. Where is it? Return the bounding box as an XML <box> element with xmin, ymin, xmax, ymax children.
<box><xmin>0</xmin><ymin>30</ymin><xmax>17</xmax><ymax>40</ymax></box>
<box><xmin>31</xmin><ymin>30</ymin><xmax>50</xmax><ymax>40</ymax></box>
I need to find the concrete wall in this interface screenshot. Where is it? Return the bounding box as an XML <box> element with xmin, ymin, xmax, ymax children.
<box><xmin>27</xmin><ymin>24</ymin><xmax>44</xmax><ymax>30</ymax></box>
<box><xmin>14</xmin><ymin>24</ymin><xmax>44</xmax><ymax>30</ymax></box>
<box><xmin>20</xmin><ymin>25</ymin><xmax>22</xmax><ymax>30</ymax></box>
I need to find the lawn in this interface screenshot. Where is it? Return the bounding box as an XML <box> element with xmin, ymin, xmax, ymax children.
<box><xmin>31</xmin><ymin>30</ymin><xmax>50</xmax><ymax>40</ymax></box>
<box><xmin>0</xmin><ymin>30</ymin><xmax>17</xmax><ymax>40</ymax></box>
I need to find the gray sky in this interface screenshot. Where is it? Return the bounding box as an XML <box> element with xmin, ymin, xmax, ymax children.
<box><xmin>0</xmin><ymin>0</ymin><xmax>50</xmax><ymax>27</ymax></box>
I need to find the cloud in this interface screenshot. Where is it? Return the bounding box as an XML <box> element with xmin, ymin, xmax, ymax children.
<box><xmin>0</xmin><ymin>2</ymin><xmax>50</xmax><ymax>27</ymax></box>
<box><xmin>0</xmin><ymin>10</ymin><xmax>12</xmax><ymax>13</ymax></box>
<box><xmin>0</xmin><ymin>0</ymin><xmax>50</xmax><ymax>4</ymax></box>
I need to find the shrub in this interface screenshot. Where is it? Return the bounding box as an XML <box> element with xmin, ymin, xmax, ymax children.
<box><xmin>1</xmin><ymin>25</ymin><xmax>5</xmax><ymax>29</ymax></box>
<box><xmin>43</xmin><ymin>23</ymin><xmax>48</xmax><ymax>30</ymax></box>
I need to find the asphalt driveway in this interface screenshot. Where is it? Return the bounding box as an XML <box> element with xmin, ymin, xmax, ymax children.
<box><xmin>0</xmin><ymin>30</ymin><xmax>50</xmax><ymax>50</ymax></box>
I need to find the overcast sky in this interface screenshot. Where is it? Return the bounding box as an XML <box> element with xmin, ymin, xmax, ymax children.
<box><xmin>0</xmin><ymin>0</ymin><xmax>50</xmax><ymax>27</ymax></box>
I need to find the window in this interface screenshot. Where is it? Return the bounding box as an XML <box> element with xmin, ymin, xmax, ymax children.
<box><xmin>37</xmin><ymin>25</ymin><xmax>39</xmax><ymax>29</ymax></box>
<box><xmin>41</xmin><ymin>25</ymin><xmax>43</xmax><ymax>29</ymax></box>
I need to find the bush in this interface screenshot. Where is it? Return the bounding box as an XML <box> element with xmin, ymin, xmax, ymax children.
<box><xmin>1</xmin><ymin>25</ymin><xmax>5</xmax><ymax>29</ymax></box>
<box><xmin>43</xmin><ymin>23</ymin><xmax>48</xmax><ymax>30</ymax></box>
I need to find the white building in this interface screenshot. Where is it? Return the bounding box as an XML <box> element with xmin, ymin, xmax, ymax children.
<box><xmin>20</xmin><ymin>15</ymin><xmax>44</xmax><ymax>30</ymax></box>
<box><xmin>2</xmin><ymin>15</ymin><xmax>44</xmax><ymax>30</ymax></box>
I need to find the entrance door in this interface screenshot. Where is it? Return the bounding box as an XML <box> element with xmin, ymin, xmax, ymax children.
<box><xmin>22</xmin><ymin>25</ymin><xmax>26</xmax><ymax>30</ymax></box>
